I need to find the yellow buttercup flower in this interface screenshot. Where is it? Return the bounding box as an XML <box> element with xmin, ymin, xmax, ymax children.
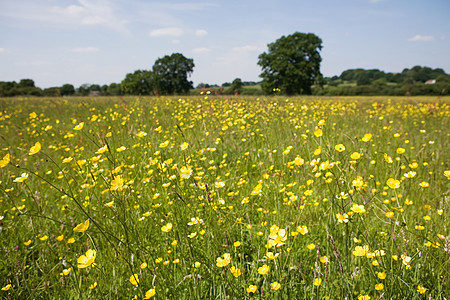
<box><xmin>73</xmin><ymin>220</ymin><xmax>90</xmax><ymax>233</ymax></box>
<box><xmin>229</xmin><ymin>266</ymin><xmax>241</xmax><ymax>277</ymax></box>
<box><xmin>270</xmin><ymin>281</ymin><xmax>281</xmax><ymax>291</ymax></box>
<box><xmin>144</xmin><ymin>288</ymin><xmax>156</xmax><ymax>299</ymax></box>
<box><xmin>73</xmin><ymin>122</ymin><xmax>84</xmax><ymax>131</ymax></box>
<box><xmin>0</xmin><ymin>153</ymin><xmax>10</xmax><ymax>168</ymax></box>
<box><xmin>161</xmin><ymin>223</ymin><xmax>173</xmax><ymax>232</ymax></box>
<box><xmin>180</xmin><ymin>165</ymin><xmax>193</xmax><ymax>179</ymax></box>
<box><xmin>29</xmin><ymin>142</ymin><xmax>41</xmax><ymax>155</ymax></box>
<box><xmin>361</xmin><ymin>133</ymin><xmax>372</xmax><ymax>142</ymax></box>
<box><xmin>417</xmin><ymin>285</ymin><xmax>427</xmax><ymax>294</ymax></box>
<box><xmin>352</xmin><ymin>245</ymin><xmax>369</xmax><ymax>257</ymax></box>
<box><xmin>334</xmin><ymin>144</ymin><xmax>345</xmax><ymax>152</ymax></box>
<box><xmin>386</xmin><ymin>178</ymin><xmax>400</xmax><ymax>189</ymax></box>
<box><xmin>216</xmin><ymin>253</ymin><xmax>231</xmax><ymax>267</ymax></box>
<box><xmin>77</xmin><ymin>249</ymin><xmax>96</xmax><ymax>268</ymax></box>
<box><xmin>129</xmin><ymin>274</ymin><xmax>139</xmax><ymax>286</ymax></box>
<box><xmin>246</xmin><ymin>285</ymin><xmax>257</xmax><ymax>293</ymax></box>
<box><xmin>313</xmin><ymin>278</ymin><xmax>322</xmax><ymax>286</ymax></box>
<box><xmin>257</xmin><ymin>264</ymin><xmax>270</xmax><ymax>275</ymax></box>
<box><xmin>1</xmin><ymin>284</ymin><xmax>11</xmax><ymax>291</ymax></box>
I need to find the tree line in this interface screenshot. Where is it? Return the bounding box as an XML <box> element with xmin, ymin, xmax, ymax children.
<box><xmin>1</xmin><ymin>32</ymin><xmax>449</xmax><ymax>97</ymax></box>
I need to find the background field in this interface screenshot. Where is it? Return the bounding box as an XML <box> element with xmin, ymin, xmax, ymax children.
<box><xmin>0</xmin><ymin>95</ymin><xmax>449</xmax><ymax>299</ymax></box>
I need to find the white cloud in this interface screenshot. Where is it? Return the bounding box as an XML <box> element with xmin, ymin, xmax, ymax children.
<box><xmin>72</xmin><ymin>47</ymin><xmax>99</xmax><ymax>53</ymax></box>
<box><xmin>192</xmin><ymin>47</ymin><xmax>210</xmax><ymax>54</ymax></box>
<box><xmin>408</xmin><ymin>35</ymin><xmax>434</xmax><ymax>42</ymax></box>
<box><xmin>149</xmin><ymin>27</ymin><xmax>184</xmax><ymax>37</ymax></box>
<box><xmin>233</xmin><ymin>45</ymin><xmax>265</xmax><ymax>52</ymax></box>
<box><xmin>195</xmin><ymin>29</ymin><xmax>208</xmax><ymax>37</ymax></box>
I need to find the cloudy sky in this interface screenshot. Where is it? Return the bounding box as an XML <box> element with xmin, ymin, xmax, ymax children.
<box><xmin>0</xmin><ymin>0</ymin><xmax>449</xmax><ymax>88</ymax></box>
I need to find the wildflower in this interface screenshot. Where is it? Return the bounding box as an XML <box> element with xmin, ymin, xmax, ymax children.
<box><xmin>270</xmin><ymin>281</ymin><xmax>281</xmax><ymax>291</ymax></box>
<box><xmin>89</xmin><ymin>282</ymin><xmax>97</xmax><ymax>289</ymax></box>
<box><xmin>417</xmin><ymin>285</ymin><xmax>427</xmax><ymax>294</ymax></box>
<box><xmin>216</xmin><ymin>253</ymin><xmax>231</xmax><ymax>267</ymax></box>
<box><xmin>294</xmin><ymin>156</ymin><xmax>304</xmax><ymax>165</ymax></box>
<box><xmin>39</xmin><ymin>235</ymin><xmax>48</xmax><ymax>241</ymax></box>
<box><xmin>13</xmin><ymin>173</ymin><xmax>29</xmax><ymax>183</ymax></box>
<box><xmin>24</xmin><ymin>240</ymin><xmax>31</xmax><ymax>246</ymax></box>
<box><xmin>215</xmin><ymin>181</ymin><xmax>225</xmax><ymax>188</ymax></box>
<box><xmin>159</xmin><ymin>140</ymin><xmax>169</xmax><ymax>148</ymax></box>
<box><xmin>351</xmin><ymin>152</ymin><xmax>361</xmax><ymax>160</ymax></box>
<box><xmin>110</xmin><ymin>175</ymin><xmax>124</xmax><ymax>191</ymax></box>
<box><xmin>265</xmin><ymin>252</ymin><xmax>279</xmax><ymax>260</ymax></box>
<box><xmin>129</xmin><ymin>274</ymin><xmax>139</xmax><ymax>286</ymax></box>
<box><xmin>334</xmin><ymin>144</ymin><xmax>345</xmax><ymax>152</ymax></box>
<box><xmin>180</xmin><ymin>142</ymin><xmax>189</xmax><ymax>150</ymax></box>
<box><xmin>29</xmin><ymin>142</ymin><xmax>41</xmax><ymax>155</ymax></box>
<box><xmin>229</xmin><ymin>266</ymin><xmax>241</xmax><ymax>277</ymax></box>
<box><xmin>386</xmin><ymin>178</ymin><xmax>400</xmax><ymax>189</ymax></box>
<box><xmin>297</xmin><ymin>225</ymin><xmax>308</xmax><ymax>235</ymax></box>
<box><xmin>307</xmin><ymin>243</ymin><xmax>316</xmax><ymax>250</ymax></box>
<box><xmin>1</xmin><ymin>284</ymin><xmax>11</xmax><ymax>291</ymax></box>
<box><xmin>61</xmin><ymin>268</ymin><xmax>71</xmax><ymax>276</ymax></box>
<box><xmin>233</xmin><ymin>241</ymin><xmax>241</xmax><ymax>247</ymax></box>
<box><xmin>144</xmin><ymin>288</ymin><xmax>156</xmax><ymax>299</ymax></box>
<box><xmin>320</xmin><ymin>256</ymin><xmax>330</xmax><ymax>263</ymax></box>
<box><xmin>268</xmin><ymin>225</ymin><xmax>287</xmax><ymax>247</ymax></box>
<box><xmin>246</xmin><ymin>285</ymin><xmax>257</xmax><ymax>293</ymax></box>
<box><xmin>396</xmin><ymin>147</ymin><xmax>405</xmax><ymax>154</ymax></box>
<box><xmin>336</xmin><ymin>212</ymin><xmax>349</xmax><ymax>223</ymax></box>
<box><xmin>385</xmin><ymin>212</ymin><xmax>394</xmax><ymax>218</ymax></box>
<box><xmin>377</xmin><ymin>272</ymin><xmax>386</xmax><ymax>280</ymax></box>
<box><xmin>358</xmin><ymin>295</ymin><xmax>370</xmax><ymax>300</ymax></box>
<box><xmin>314</xmin><ymin>128</ymin><xmax>323</xmax><ymax>137</ymax></box>
<box><xmin>352</xmin><ymin>245</ymin><xmax>369</xmax><ymax>257</ymax></box>
<box><xmin>362</xmin><ymin>133</ymin><xmax>372</xmax><ymax>142</ymax></box>
<box><xmin>77</xmin><ymin>249</ymin><xmax>96</xmax><ymax>268</ymax></box>
<box><xmin>141</xmin><ymin>262</ymin><xmax>147</xmax><ymax>269</ymax></box>
<box><xmin>67</xmin><ymin>238</ymin><xmax>75</xmax><ymax>244</ymax></box>
<box><xmin>314</xmin><ymin>278</ymin><xmax>322</xmax><ymax>286</ymax></box>
<box><xmin>95</xmin><ymin>145</ymin><xmax>108</xmax><ymax>154</ymax></box>
<box><xmin>251</xmin><ymin>180</ymin><xmax>263</xmax><ymax>196</ymax></box>
<box><xmin>258</xmin><ymin>264</ymin><xmax>270</xmax><ymax>275</ymax></box>
<box><xmin>419</xmin><ymin>181</ymin><xmax>429</xmax><ymax>188</ymax></box>
<box><xmin>161</xmin><ymin>223</ymin><xmax>173</xmax><ymax>233</ymax></box>
<box><xmin>73</xmin><ymin>220</ymin><xmax>90</xmax><ymax>233</ymax></box>
<box><xmin>351</xmin><ymin>203</ymin><xmax>366</xmax><ymax>214</ymax></box>
<box><xmin>0</xmin><ymin>153</ymin><xmax>10</xmax><ymax>168</ymax></box>
<box><xmin>314</xmin><ymin>146</ymin><xmax>322</xmax><ymax>155</ymax></box>
<box><xmin>180</xmin><ymin>166</ymin><xmax>193</xmax><ymax>179</ymax></box>
<box><xmin>73</xmin><ymin>122</ymin><xmax>84</xmax><ymax>131</ymax></box>
<box><xmin>444</xmin><ymin>170</ymin><xmax>450</xmax><ymax>179</ymax></box>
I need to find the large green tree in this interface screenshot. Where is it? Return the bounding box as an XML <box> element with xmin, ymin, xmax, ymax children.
<box><xmin>121</xmin><ymin>70</ymin><xmax>155</xmax><ymax>95</ymax></box>
<box><xmin>258</xmin><ymin>32</ymin><xmax>323</xmax><ymax>95</ymax></box>
<box><xmin>152</xmin><ymin>53</ymin><xmax>194</xmax><ymax>95</ymax></box>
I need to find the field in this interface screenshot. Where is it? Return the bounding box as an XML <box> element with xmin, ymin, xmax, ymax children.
<box><xmin>0</xmin><ymin>95</ymin><xmax>449</xmax><ymax>299</ymax></box>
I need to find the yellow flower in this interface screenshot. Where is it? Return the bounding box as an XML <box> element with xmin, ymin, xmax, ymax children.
<box><xmin>307</xmin><ymin>243</ymin><xmax>316</xmax><ymax>250</ymax></box>
<box><xmin>216</xmin><ymin>253</ymin><xmax>231</xmax><ymax>267</ymax></box>
<box><xmin>39</xmin><ymin>235</ymin><xmax>48</xmax><ymax>241</ymax></box>
<box><xmin>56</xmin><ymin>235</ymin><xmax>64</xmax><ymax>241</ymax></box>
<box><xmin>358</xmin><ymin>295</ymin><xmax>371</xmax><ymax>300</ymax></box>
<box><xmin>362</xmin><ymin>133</ymin><xmax>372</xmax><ymax>142</ymax></box>
<box><xmin>375</xmin><ymin>283</ymin><xmax>384</xmax><ymax>291</ymax></box>
<box><xmin>334</xmin><ymin>144</ymin><xmax>345</xmax><ymax>152</ymax></box>
<box><xmin>110</xmin><ymin>175</ymin><xmax>124</xmax><ymax>191</ymax></box>
<box><xmin>386</xmin><ymin>178</ymin><xmax>400</xmax><ymax>189</ymax></box>
<box><xmin>1</xmin><ymin>284</ymin><xmax>11</xmax><ymax>291</ymax></box>
<box><xmin>13</xmin><ymin>173</ymin><xmax>29</xmax><ymax>183</ymax></box>
<box><xmin>396</xmin><ymin>147</ymin><xmax>405</xmax><ymax>154</ymax></box>
<box><xmin>297</xmin><ymin>225</ymin><xmax>308</xmax><ymax>235</ymax></box>
<box><xmin>385</xmin><ymin>212</ymin><xmax>394</xmax><ymax>218</ymax></box>
<box><xmin>24</xmin><ymin>240</ymin><xmax>32</xmax><ymax>246</ymax></box>
<box><xmin>77</xmin><ymin>249</ymin><xmax>96</xmax><ymax>268</ymax></box>
<box><xmin>314</xmin><ymin>128</ymin><xmax>323</xmax><ymax>137</ymax></box>
<box><xmin>0</xmin><ymin>153</ymin><xmax>10</xmax><ymax>168</ymax></box>
<box><xmin>444</xmin><ymin>170</ymin><xmax>450</xmax><ymax>179</ymax></box>
<box><xmin>352</xmin><ymin>245</ymin><xmax>369</xmax><ymax>257</ymax></box>
<box><xmin>95</xmin><ymin>145</ymin><xmax>108</xmax><ymax>154</ymax></box>
<box><xmin>257</xmin><ymin>264</ymin><xmax>270</xmax><ymax>275</ymax></box>
<box><xmin>161</xmin><ymin>223</ymin><xmax>173</xmax><ymax>232</ymax></box>
<box><xmin>180</xmin><ymin>142</ymin><xmax>189</xmax><ymax>150</ymax></box>
<box><xmin>251</xmin><ymin>180</ymin><xmax>263</xmax><ymax>196</ymax></box>
<box><xmin>336</xmin><ymin>212</ymin><xmax>349</xmax><ymax>223</ymax></box>
<box><xmin>129</xmin><ymin>274</ymin><xmax>139</xmax><ymax>286</ymax></box>
<box><xmin>73</xmin><ymin>220</ymin><xmax>90</xmax><ymax>233</ymax></box>
<box><xmin>233</xmin><ymin>241</ymin><xmax>241</xmax><ymax>247</ymax></box>
<box><xmin>419</xmin><ymin>181</ymin><xmax>429</xmax><ymax>188</ymax></box>
<box><xmin>159</xmin><ymin>140</ymin><xmax>169</xmax><ymax>148</ymax></box>
<box><xmin>136</xmin><ymin>131</ymin><xmax>147</xmax><ymax>138</ymax></box>
<box><xmin>417</xmin><ymin>285</ymin><xmax>427</xmax><ymax>294</ymax></box>
<box><xmin>314</xmin><ymin>278</ymin><xmax>322</xmax><ymax>286</ymax></box>
<box><xmin>215</xmin><ymin>181</ymin><xmax>225</xmax><ymax>188</ymax></box>
<box><xmin>350</xmin><ymin>152</ymin><xmax>361</xmax><ymax>160</ymax></box>
<box><xmin>61</xmin><ymin>268</ymin><xmax>71</xmax><ymax>276</ymax></box>
<box><xmin>29</xmin><ymin>142</ymin><xmax>41</xmax><ymax>155</ymax></box>
<box><xmin>73</xmin><ymin>122</ymin><xmax>84</xmax><ymax>131</ymax></box>
<box><xmin>270</xmin><ymin>281</ymin><xmax>281</xmax><ymax>291</ymax></box>
<box><xmin>229</xmin><ymin>266</ymin><xmax>241</xmax><ymax>277</ymax></box>
<box><xmin>377</xmin><ymin>272</ymin><xmax>386</xmax><ymax>280</ymax></box>
<box><xmin>246</xmin><ymin>285</ymin><xmax>257</xmax><ymax>293</ymax></box>
<box><xmin>89</xmin><ymin>282</ymin><xmax>97</xmax><ymax>289</ymax></box>
<box><xmin>314</xmin><ymin>146</ymin><xmax>322</xmax><ymax>156</ymax></box>
<box><xmin>350</xmin><ymin>203</ymin><xmax>366</xmax><ymax>214</ymax></box>
<box><xmin>144</xmin><ymin>288</ymin><xmax>156</xmax><ymax>299</ymax></box>
<box><xmin>180</xmin><ymin>166</ymin><xmax>193</xmax><ymax>179</ymax></box>
<box><xmin>67</xmin><ymin>238</ymin><xmax>75</xmax><ymax>244</ymax></box>
<box><xmin>319</xmin><ymin>256</ymin><xmax>329</xmax><ymax>264</ymax></box>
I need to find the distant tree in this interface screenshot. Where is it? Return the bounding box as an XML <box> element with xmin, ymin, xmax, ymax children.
<box><xmin>107</xmin><ymin>83</ymin><xmax>122</xmax><ymax>95</ymax></box>
<box><xmin>19</xmin><ymin>79</ymin><xmax>35</xmax><ymax>88</ymax></box>
<box><xmin>152</xmin><ymin>53</ymin><xmax>194</xmax><ymax>95</ymax></box>
<box><xmin>77</xmin><ymin>84</ymin><xmax>91</xmax><ymax>96</ymax></box>
<box><xmin>60</xmin><ymin>84</ymin><xmax>75</xmax><ymax>96</ymax></box>
<box><xmin>230</xmin><ymin>78</ymin><xmax>243</xmax><ymax>94</ymax></box>
<box><xmin>258</xmin><ymin>32</ymin><xmax>323</xmax><ymax>95</ymax></box>
<box><xmin>121</xmin><ymin>70</ymin><xmax>155</xmax><ymax>95</ymax></box>
<box><xmin>43</xmin><ymin>87</ymin><xmax>61</xmax><ymax>97</ymax></box>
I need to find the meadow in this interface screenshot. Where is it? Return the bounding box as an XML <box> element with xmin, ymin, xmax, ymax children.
<box><xmin>0</xmin><ymin>95</ymin><xmax>449</xmax><ymax>299</ymax></box>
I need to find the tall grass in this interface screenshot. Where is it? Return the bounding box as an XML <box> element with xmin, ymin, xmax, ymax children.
<box><xmin>0</xmin><ymin>95</ymin><xmax>449</xmax><ymax>299</ymax></box>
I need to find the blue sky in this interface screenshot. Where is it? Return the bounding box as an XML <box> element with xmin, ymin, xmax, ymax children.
<box><xmin>1</xmin><ymin>0</ymin><xmax>449</xmax><ymax>88</ymax></box>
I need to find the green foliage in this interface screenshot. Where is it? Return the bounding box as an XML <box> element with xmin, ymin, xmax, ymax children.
<box><xmin>121</xmin><ymin>70</ymin><xmax>155</xmax><ymax>95</ymax></box>
<box><xmin>152</xmin><ymin>53</ymin><xmax>194</xmax><ymax>95</ymax></box>
<box><xmin>229</xmin><ymin>78</ymin><xmax>243</xmax><ymax>94</ymax></box>
<box><xmin>258</xmin><ymin>32</ymin><xmax>323</xmax><ymax>95</ymax></box>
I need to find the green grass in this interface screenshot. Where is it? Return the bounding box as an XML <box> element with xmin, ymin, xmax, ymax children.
<box><xmin>0</xmin><ymin>95</ymin><xmax>449</xmax><ymax>299</ymax></box>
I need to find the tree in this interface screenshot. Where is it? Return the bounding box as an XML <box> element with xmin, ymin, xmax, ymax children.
<box><xmin>152</xmin><ymin>53</ymin><xmax>194</xmax><ymax>95</ymax></box>
<box><xmin>121</xmin><ymin>70</ymin><xmax>155</xmax><ymax>95</ymax></box>
<box><xmin>229</xmin><ymin>78</ymin><xmax>243</xmax><ymax>94</ymax></box>
<box><xmin>60</xmin><ymin>84</ymin><xmax>75</xmax><ymax>96</ymax></box>
<box><xmin>258</xmin><ymin>32</ymin><xmax>323</xmax><ymax>95</ymax></box>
